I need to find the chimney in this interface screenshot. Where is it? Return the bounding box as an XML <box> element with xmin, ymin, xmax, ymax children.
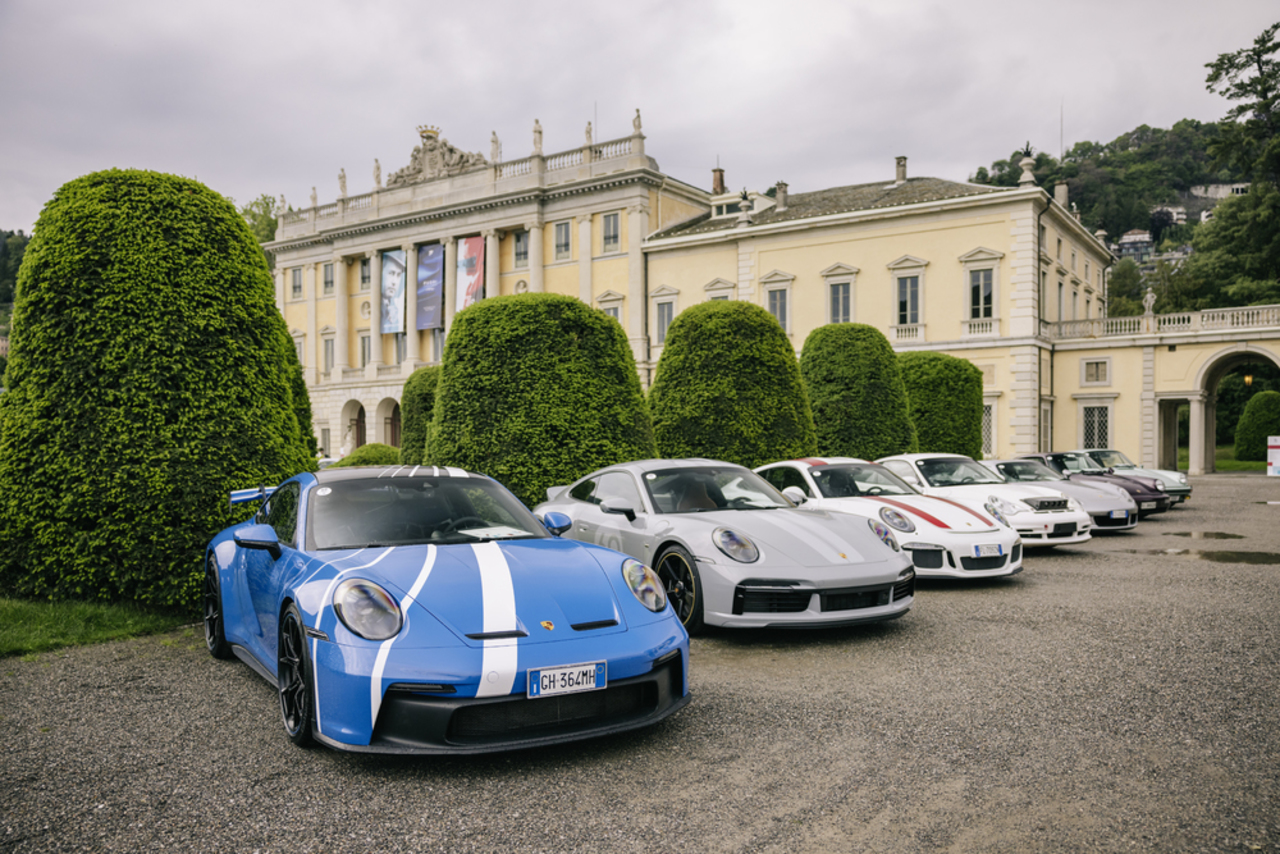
<box><xmin>1054</xmin><ymin>181</ymin><xmax>1069</xmax><ymax>208</ymax></box>
<box><xmin>894</xmin><ymin>156</ymin><xmax>907</xmax><ymax>185</ymax></box>
<box><xmin>774</xmin><ymin>181</ymin><xmax>788</xmax><ymax>212</ymax></box>
<box><xmin>712</xmin><ymin>167</ymin><xmax>725</xmax><ymax>195</ymax></box>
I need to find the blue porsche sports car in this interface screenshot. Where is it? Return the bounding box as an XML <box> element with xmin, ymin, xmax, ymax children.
<box><xmin>203</xmin><ymin>465</ymin><xmax>690</xmax><ymax>754</ymax></box>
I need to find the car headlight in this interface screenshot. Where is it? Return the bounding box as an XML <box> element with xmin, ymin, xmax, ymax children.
<box><xmin>713</xmin><ymin>527</ymin><xmax>759</xmax><ymax>563</ymax></box>
<box><xmin>879</xmin><ymin>506</ymin><xmax>915</xmax><ymax>533</ymax></box>
<box><xmin>622</xmin><ymin>559</ymin><xmax>667</xmax><ymax>612</ymax></box>
<box><xmin>1177</xmin><ymin>472</ymin><xmax>1188</xmax><ymax>484</ymax></box>
<box><xmin>984</xmin><ymin>500</ymin><xmax>1010</xmax><ymax>527</ymax></box>
<box><xmin>990</xmin><ymin>496</ymin><xmax>1021</xmax><ymax>518</ymax></box>
<box><xmin>333</xmin><ymin>578</ymin><xmax>402</xmax><ymax>641</ymax></box>
<box><xmin>1065</xmin><ymin>497</ymin><xmax>1083</xmax><ymax>512</ymax></box>
<box><xmin>867</xmin><ymin>518</ymin><xmax>900</xmax><ymax>551</ymax></box>
<box><xmin>1154</xmin><ymin>481</ymin><xmax>1165</xmax><ymax>492</ymax></box>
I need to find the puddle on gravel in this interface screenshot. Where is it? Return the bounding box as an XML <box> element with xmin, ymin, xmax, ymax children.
<box><xmin>1254</xmin><ymin>501</ymin><xmax>1280</xmax><ymax>505</ymax></box>
<box><xmin>1163</xmin><ymin>531</ymin><xmax>1245</xmax><ymax>540</ymax></box>
<box><xmin>1123</xmin><ymin>548</ymin><xmax>1280</xmax><ymax>565</ymax></box>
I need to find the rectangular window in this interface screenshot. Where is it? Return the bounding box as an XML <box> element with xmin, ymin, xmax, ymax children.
<box><xmin>431</xmin><ymin>328</ymin><xmax>445</xmax><ymax>362</ymax></box>
<box><xmin>1085</xmin><ymin>260</ymin><xmax>1091</xmax><ymax>281</ymax></box>
<box><xmin>602</xmin><ymin>213</ymin><xmax>620</xmax><ymax>253</ymax></box>
<box><xmin>394</xmin><ymin>332</ymin><xmax>406</xmax><ymax>365</ymax></box>
<box><xmin>320</xmin><ymin>427</ymin><xmax>330</xmax><ymax>456</ymax></box>
<box><xmin>1084</xmin><ymin>360</ymin><xmax>1108</xmax><ymax>384</ymax></box>
<box><xmin>1072</xmin><ymin>290</ymin><xmax>1079</xmax><ymax>320</ymax></box>
<box><xmin>291</xmin><ymin>268</ymin><xmax>303</xmax><ymax>298</ymax></box>
<box><xmin>830</xmin><ymin>282</ymin><xmax>850</xmax><ymax>323</ymax></box>
<box><xmin>294</xmin><ymin>338</ymin><xmax>304</xmax><ymax>364</ymax></box>
<box><xmin>322</xmin><ymin>263</ymin><xmax>334</xmax><ymax>295</ymax></box>
<box><xmin>1085</xmin><ymin>297</ymin><xmax>1091</xmax><ymax>319</ymax></box>
<box><xmin>1057</xmin><ymin>282</ymin><xmax>1064</xmax><ymax>320</ymax></box>
<box><xmin>768</xmin><ymin>289</ymin><xmax>787</xmax><ymax>329</ymax></box>
<box><xmin>1056</xmin><ymin>238</ymin><xmax>1062</xmax><ymax>260</ymax></box>
<box><xmin>554</xmin><ymin>222</ymin><xmax>571</xmax><ymax>260</ymax></box>
<box><xmin>360</xmin><ymin>258</ymin><xmax>370</xmax><ymax>290</ymax></box>
<box><xmin>656</xmin><ymin>302</ymin><xmax>674</xmax><ymax>344</ymax></box>
<box><xmin>969</xmin><ymin>269</ymin><xmax>993</xmax><ymax>319</ymax></box>
<box><xmin>360</xmin><ymin>334</ymin><xmax>371</xmax><ymax>368</ymax></box>
<box><xmin>603</xmin><ymin>306</ymin><xmax>620</xmax><ymax>321</ymax></box>
<box><xmin>982</xmin><ymin>404</ymin><xmax>994</xmax><ymax>458</ymax></box>
<box><xmin>323</xmin><ymin>338</ymin><xmax>334</xmax><ymax>372</ymax></box>
<box><xmin>1083</xmin><ymin>406</ymin><xmax>1109</xmax><ymax>449</ymax></box>
<box><xmin>1040</xmin><ymin>402</ymin><xmax>1053</xmax><ymax>452</ymax></box>
<box><xmin>897</xmin><ymin>276</ymin><xmax>919</xmax><ymax>325</ymax></box>
<box><xmin>514</xmin><ymin>231</ymin><xmax>529</xmax><ymax>267</ymax></box>
<box><xmin>709</xmin><ymin>295</ymin><xmax>729</xmax><ymax>301</ymax></box>
<box><xmin>1071</xmin><ymin>249</ymin><xmax>1077</xmax><ymax>271</ymax></box>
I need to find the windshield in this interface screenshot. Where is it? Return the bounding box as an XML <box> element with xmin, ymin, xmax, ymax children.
<box><xmin>1053</xmin><ymin>452</ymin><xmax>1107</xmax><ymax>473</ymax></box>
<box><xmin>997</xmin><ymin>461</ymin><xmax>1064</xmax><ymax>483</ymax></box>
<box><xmin>1087</xmin><ymin>449</ymin><xmax>1134</xmax><ymax>468</ymax></box>
<box><xmin>643</xmin><ymin>467</ymin><xmax>790</xmax><ymax>513</ymax></box>
<box><xmin>812</xmin><ymin>464</ymin><xmax>919</xmax><ymax>497</ymax></box>
<box><xmin>917</xmin><ymin>458</ymin><xmax>1005</xmax><ymax>487</ymax></box>
<box><xmin>307</xmin><ymin>476</ymin><xmax>548</xmax><ymax>550</ymax></box>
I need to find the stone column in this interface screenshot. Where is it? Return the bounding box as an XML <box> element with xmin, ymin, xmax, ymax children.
<box><xmin>484</xmin><ymin>230</ymin><xmax>499</xmax><ymax>299</ymax></box>
<box><xmin>274</xmin><ymin>268</ymin><xmax>286</xmax><ymax>312</ymax></box>
<box><xmin>303</xmin><ymin>264</ymin><xmax>318</xmax><ymax>386</ymax></box>
<box><xmin>527</xmin><ymin>222</ymin><xmax>544</xmax><ymax>292</ymax></box>
<box><xmin>367</xmin><ymin>250</ymin><xmax>384</xmax><ymax>379</ymax></box>
<box><xmin>334</xmin><ymin>254</ymin><xmax>350</xmax><ymax>374</ymax></box>
<box><xmin>577</xmin><ymin>214</ymin><xmax>593</xmax><ymax>305</ymax></box>
<box><xmin>626</xmin><ymin>203</ymin><xmax>650</xmax><ymax>367</ymax></box>
<box><xmin>1205</xmin><ymin>396</ymin><xmax>1218</xmax><ymax>474</ymax></box>
<box><xmin>444</xmin><ymin>237</ymin><xmax>458</xmax><ymax>336</ymax></box>
<box><xmin>1188</xmin><ymin>393</ymin><xmax>1206</xmax><ymax>476</ymax></box>
<box><xmin>403</xmin><ymin>242</ymin><xmax>420</xmax><ymax>369</ymax></box>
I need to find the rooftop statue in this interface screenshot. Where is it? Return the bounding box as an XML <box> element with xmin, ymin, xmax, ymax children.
<box><xmin>386</xmin><ymin>127</ymin><xmax>489</xmax><ymax>188</ymax></box>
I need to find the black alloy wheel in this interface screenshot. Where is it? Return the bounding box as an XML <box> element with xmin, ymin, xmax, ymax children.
<box><xmin>278</xmin><ymin>604</ymin><xmax>316</xmax><ymax>747</ymax></box>
<box><xmin>203</xmin><ymin>556</ymin><xmax>232</xmax><ymax>660</ymax></box>
<box><xmin>655</xmin><ymin>544</ymin><xmax>704</xmax><ymax>634</ymax></box>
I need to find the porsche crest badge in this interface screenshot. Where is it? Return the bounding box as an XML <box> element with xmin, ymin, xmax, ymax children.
<box><xmin>540</xmin><ymin>620</ymin><xmax>554</xmax><ymax>631</ymax></box>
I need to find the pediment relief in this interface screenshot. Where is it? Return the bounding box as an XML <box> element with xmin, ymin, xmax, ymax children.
<box><xmin>957</xmin><ymin>247</ymin><xmax>1005</xmax><ymax>264</ymax></box>
<box><xmin>887</xmin><ymin>254</ymin><xmax>929</xmax><ymax>270</ymax></box>
<box><xmin>819</xmin><ymin>263</ymin><xmax>860</xmax><ymax>278</ymax></box>
<box><xmin>703</xmin><ymin>278</ymin><xmax>736</xmax><ymax>292</ymax></box>
<box><xmin>290</xmin><ymin>328</ymin><xmax>304</xmax><ymax>338</ymax></box>
<box><xmin>759</xmin><ymin>269</ymin><xmax>796</xmax><ymax>285</ymax></box>
<box><xmin>319</xmin><ymin>325</ymin><xmax>336</xmax><ymax>335</ymax></box>
<box><xmin>651</xmin><ymin>285</ymin><xmax>680</xmax><ymax>298</ymax></box>
<box><xmin>595</xmin><ymin>289</ymin><xmax>625</xmax><ymax>304</ymax></box>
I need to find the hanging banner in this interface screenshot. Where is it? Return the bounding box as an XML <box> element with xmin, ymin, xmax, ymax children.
<box><xmin>456</xmin><ymin>236</ymin><xmax>484</xmax><ymax>312</ymax></box>
<box><xmin>416</xmin><ymin>243</ymin><xmax>444</xmax><ymax>330</ymax></box>
<box><xmin>380</xmin><ymin>249</ymin><xmax>406</xmax><ymax>335</ymax></box>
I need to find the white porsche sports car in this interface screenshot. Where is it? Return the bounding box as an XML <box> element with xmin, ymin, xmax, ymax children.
<box><xmin>875</xmin><ymin>453</ymin><xmax>1093</xmax><ymax>547</ymax></box>
<box><xmin>754</xmin><ymin>458</ymin><xmax>1023</xmax><ymax>579</ymax></box>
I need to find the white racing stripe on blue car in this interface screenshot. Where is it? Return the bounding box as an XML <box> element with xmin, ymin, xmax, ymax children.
<box><xmin>445</xmin><ymin>466</ymin><xmax>469</xmax><ymax>478</ymax></box>
<box><xmin>370</xmin><ymin>545</ymin><xmax>438</xmax><ymax>729</ymax></box>
<box><xmin>473</xmin><ymin>541</ymin><xmax>519</xmax><ymax>698</ymax></box>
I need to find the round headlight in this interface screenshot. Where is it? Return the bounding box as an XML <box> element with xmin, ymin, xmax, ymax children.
<box><xmin>1178</xmin><ymin>473</ymin><xmax>1188</xmax><ymax>484</ymax></box>
<box><xmin>1065</xmin><ymin>497</ymin><xmax>1083</xmax><ymax>512</ymax></box>
<box><xmin>990</xmin><ymin>496</ymin><xmax>1020</xmax><ymax>519</ymax></box>
<box><xmin>1154</xmin><ymin>481</ymin><xmax>1165</xmax><ymax>492</ymax></box>
<box><xmin>984</xmin><ymin>502</ymin><xmax>1009</xmax><ymax>527</ymax></box>
<box><xmin>867</xmin><ymin>518</ymin><xmax>900</xmax><ymax>551</ymax></box>
<box><xmin>879</xmin><ymin>506</ymin><xmax>916</xmax><ymax>533</ymax></box>
<box><xmin>622</xmin><ymin>559</ymin><xmax>667</xmax><ymax>612</ymax></box>
<box><xmin>334</xmin><ymin>578</ymin><xmax>402</xmax><ymax>641</ymax></box>
<box><xmin>713</xmin><ymin>528</ymin><xmax>759</xmax><ymax>563</ymax></box>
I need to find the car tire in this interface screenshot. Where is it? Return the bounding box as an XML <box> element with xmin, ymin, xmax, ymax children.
<box><xmin>655</xmin><ymin>544</ymin><xmax>704</xmax><ymax>635</ymax></box>
<box><xmin>203</xmin><ymin>555</ymin><xmax>233</xmax><ymax>660</ymax></box>
<box><xmin>278</xmin><ymin>603</ymin><xmax>316</xmax><ymax>747</ymax></box>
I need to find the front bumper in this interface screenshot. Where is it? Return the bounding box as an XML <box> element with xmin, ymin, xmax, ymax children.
<box><xmin>1012</xmin><ymin>510</ymin><xmax>1093</xmax><ymax>546</ymax></box>
<box><xmin>1089</xmin><ymin>509</ymin><xmax>1139</xmax><ymax>531</ymax></box>
<box><xmin>903</xmin><ymin>541</ymin><xmax>1023</xmax><ymax>579</ymax></box>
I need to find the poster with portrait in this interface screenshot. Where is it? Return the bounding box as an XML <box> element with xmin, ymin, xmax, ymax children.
<box><xmin>380</xmin><ymin>249</ymin><xmax>406</xmax><ymax>335</ymax></box>
<box><xmin>456</xmin><ymin>236</ymin><xmax>484</xmax><ymax>312</ymax></box>
<box><xmin>416</xmin><ymin>243</ymin><xmax>444</xmax><ymax>330</ymax></box>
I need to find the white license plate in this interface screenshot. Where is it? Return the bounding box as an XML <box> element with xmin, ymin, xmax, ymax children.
<box><xmin>1110</xmin><ymin>510</ymin><xmax>1129</xmax><ymax>519</ymax></box>
<box><xmin>974</xmin><ymin>543</ymin><xmax>1003</xmax><ymax>557</ymax></box>
<box><xmin>1140</xmin><ymin>502</ymin><xmax>1156</xmax><ymax>510</ymax></box>
<box><xmin>528</xmin><ymin>661</ymin><xmax>606</xmax><ymax>698</ymax></box>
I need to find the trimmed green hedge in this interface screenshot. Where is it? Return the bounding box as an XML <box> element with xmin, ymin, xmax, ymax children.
<box><xmin>426</xmin><ymin>293</ymin><xmax>656</xmax><ymax>505</ymax></box>
<box><xmin>899</xmin><ymin>352</ymin><xmax>984</xmax><ymax>458</ymax></box>
<box><xmin>330</xmin><ymin>442</ymin><xmax>401</xmax><ymax>468</ymax></box>
<box><xmin>649</xmin><ymin>301</ymin><xmax>817</xmax><ymax>467</ymax></box>
<box><xmin>0</xmin><ymin>169</ymin><xmax>315</xmax><ymax>610</ymax></box>
<box><xmin>287</xmin><ymin>359</ymin><xmax>319</xmax><ymax>459</ymax></box>
<box><xmin>399</xmin><ymin>365</ymin><xmax>440</xmax><ymax>465</ymax></box>
<box><xmin>1234</xmin><ymin>390</ymin><xmax>1280</xmax><ymax>461</ymax></box>
<box><xmin>800</xmin><ymin>324</ymin><xmax>917</xmax><ymax>459</ymax></box>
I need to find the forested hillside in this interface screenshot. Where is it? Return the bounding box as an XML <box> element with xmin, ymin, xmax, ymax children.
<box><xmin>0</xmin><ymin>230</ymin><xmax>29</xmax><ymax>305</ymax></box>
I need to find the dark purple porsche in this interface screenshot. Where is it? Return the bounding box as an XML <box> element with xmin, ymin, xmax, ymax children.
<box><xmin>1018</xmin><ymin>452</ymin><xmax>1171</xmax><ymax>517</ymax></box>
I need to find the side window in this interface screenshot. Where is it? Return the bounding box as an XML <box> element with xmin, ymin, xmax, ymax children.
<box><xmin>265</xmin><ymin>483</ymin><xmax>300</xmax><ymax>546</ymax></box>
<box><xmin>596</xmin><ymin>472</ymin><xmax>643</xmax><ymax>509</ymax></box>
<box><xmin>759</xmin><ymin>467</ymin><xmax>788</xmax><ymax>492</ymax></box>
<box><xmin>569</xmin><ymin>478</ymin><xmax>600</xmax><ymax>504</ymax></box>
<box><xmin>882</xmin><ymin>460</ymin><xmax>918</xmax><ymax>484</ymax></box>
<box><xmin>760</xmin><ymin>466</ymin><xmax>810</xmax><ymax>496</ymax></box>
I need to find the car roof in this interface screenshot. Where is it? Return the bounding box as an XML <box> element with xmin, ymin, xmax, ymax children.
<box><xmin>877</xmin><ymin>453</ymin><xmax>975</xmax><ymax>463</ymax></box>
<box><xmin>313</xmin><ymin>465</ymin><xmax>487</xmax><ymax>484</ymax></box>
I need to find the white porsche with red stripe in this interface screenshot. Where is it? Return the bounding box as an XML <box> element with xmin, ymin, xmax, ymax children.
<box><xmin>875</xmin><ymin>453</ymin><xmax>1093</xmax><ymax>547</ymax></box>
<box><xmin>755</xmin><ymin>458</ymin><xmax>1023</xmax><ymax>579</ymax></box>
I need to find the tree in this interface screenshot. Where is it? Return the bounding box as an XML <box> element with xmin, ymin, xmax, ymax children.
<box><xmin>399</xmin><ymin>365</ymin><xmax>439</xmax><ymax>465</ymax></box>
<box><xmin>237</xmin><ymin>193</ymin><xmax>280</xmax><ymax>244</ymax></box>
<box><xmin>799</xmin><ymin>323</ymin><xmax>916</xmax><ymax>460</ymax></box>
<box><xmin>1149</xmin><ymin>208</ymin><xmax>1175</xmax><ymax>245</ymax></box>
<box><xmin>1181</xmin><ymin>180</ymin><xmax>1280</xmax><ymax>306</ymax></box>
<box><xmin>0</xmin><ymin>169</ymin><xmax>315</xmax><ymax>609</ymax></box>
<box><xmin>1234</xmin><ymin>389</ymin><xmax>1280</xmax><ymax>460</ymax></box>
<box><xmin>329</xmin><ymin>442</ymin><xmax>400</xmax><ymax>468</ymax></box>
<box><xmin>1107</xmin><ymin>258</ymin><xmax>1145</xmax><ymax>316</ymax></box>
<box><xmin>0</xmin><ymin>230</ymin><xmax>30</xmax><ymax>304</ymax></box>
<box><xmin>1205</xmin><ymin>22</ymin><xmax>1280</xmax><ymax>186</ymax></box>
<box><xmin>649</xmin><ymin>300</ymin><xmax>816</xmax><ymax>468</ymax></box>
<box><xmin>898</xmin><ymin>352</ymin><xmax>983</xmax><ymax>458</ymax></box>
<box><xmin>427</xmin><ymin>293</ymin><xmax>656</xmax><ymax>506</ymax></box>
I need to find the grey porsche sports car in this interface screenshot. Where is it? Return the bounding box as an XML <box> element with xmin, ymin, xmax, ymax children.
<box><xmin>535</xmin><ymin>459</ymin><xmax>916</xmax><ymax>633</ymax></box>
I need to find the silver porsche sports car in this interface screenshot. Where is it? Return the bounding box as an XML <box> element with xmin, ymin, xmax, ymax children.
<box><xmin>535</xmin><ymin>459</ymin><xmax>915</xmax><ymax>633</ymax></box>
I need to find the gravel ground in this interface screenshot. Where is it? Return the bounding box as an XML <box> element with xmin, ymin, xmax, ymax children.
<box><xmin>3</xmin><ymin>473</ymin><xmax>1279</xmax><ymax>853</ymax></box>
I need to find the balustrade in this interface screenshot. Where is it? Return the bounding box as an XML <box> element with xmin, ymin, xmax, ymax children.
<box><xmin>964</xmin><ymin>319</ymin><xmax>997</xmax><ymax>337</ymax></box>
<box><xmin>1046</xmin><ymin>304</ymin><xmax>1280</xmax><ymax>340</ymax></box>
<box><xmin>892</xmin><ymin>323</ymin><xmax>924</xmax><ymax>342</ymax></box>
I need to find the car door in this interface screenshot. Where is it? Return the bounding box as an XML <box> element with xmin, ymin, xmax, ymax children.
<box><xmin>565</xmin><ymin>477</ymin><xmax>603</xmax><ymax>543</ymax></box>
<box><xmin>244</xmin><ymin>481</ymin><xmax>300</xmax><ymax>662</ymax></box>
<box><xmin>589</xmin><ymin>471</ymin><xmax>650</xmax><ymax>560</ymax></box>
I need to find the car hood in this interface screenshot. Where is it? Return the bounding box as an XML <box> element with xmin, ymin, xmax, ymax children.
<box><xmin>816</xmin><ymin>494</ymin><xmax>999</xmax><ymax>532</ymax></box>
<box><xmin>1044</xmin><ymin>479</ymin><xmax>1134</xmax><ymax>509</ymax></box>
<box><xmin>923</xmin><ymin>483</ymin><xmax>1065</xmax><ymax>506</ymax></box>
<box><xmin>665</xmin><ymin>507</ymin><xmax>899</xmax><ymax>568</ymax></box>
<box><xmin>318</xmin><ymin>539</ymin><xmax>628</xmax><ymax>648</ymax></box>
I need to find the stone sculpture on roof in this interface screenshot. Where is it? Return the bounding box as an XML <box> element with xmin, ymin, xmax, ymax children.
<box><xmin>386</xmin><ymin>126</ymin><xmax>490</xmax><ymax>188</ymax></box>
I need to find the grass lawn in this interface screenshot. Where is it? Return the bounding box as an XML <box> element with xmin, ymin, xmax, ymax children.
<box><xmin>0</xmin><ymin>597</ymin><xmax>190</xmax><ymax>658</ymax></box>
<box><xmin>1177</xmin><ymin>445</ymin><xmax>1268</xmax><ymax>472</ymax></box>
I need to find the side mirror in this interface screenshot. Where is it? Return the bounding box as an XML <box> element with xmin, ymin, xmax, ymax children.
<box><xmin>1107</xmin><ymin>467</ymin><xmax>1115</xmax><ymax>475</ymax></box>
<box><xmin>234</xmin><ymin>524</ymin><xmax>282</xmax><ymax>559</ymax></box>
<box><xmin>541</xmin><ymin>511</ymin><xmax>572</xmax><ymax>536</ymax></box>
<box><xmin>600</xmin><ymin>497</ymin><xmax>637</xmax><ymax>522</ymax></box>
<box><xmin>782</xmin><ymin>486</ymin><xmax>808</xmax><ymax>505</ymax></box>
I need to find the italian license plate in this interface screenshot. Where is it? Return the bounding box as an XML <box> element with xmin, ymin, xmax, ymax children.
<box><xmin>1110</xmin><ymin>510</ymin><xmax>1128</xmax><ymax>519</ymax></box>
<box><xmin>528</xmin><ymin>661</ymin><xmax>606</xmax><ymax>698</ymax></box>
<box><xmin>974</xmin><ymin>543</ymin><xmax>1003</xmax><ymax>557</ymax></box>
<box><xmin>1140</xmin><ymin>502</ymin><xmax>1156</xmax><ymax>510</ymax></box>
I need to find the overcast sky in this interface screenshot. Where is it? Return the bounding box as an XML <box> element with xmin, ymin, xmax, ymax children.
<box><xmin>0</xmin><ymin>0</ymin><xmax>1274</xmax><ymax>233</ymax></box>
